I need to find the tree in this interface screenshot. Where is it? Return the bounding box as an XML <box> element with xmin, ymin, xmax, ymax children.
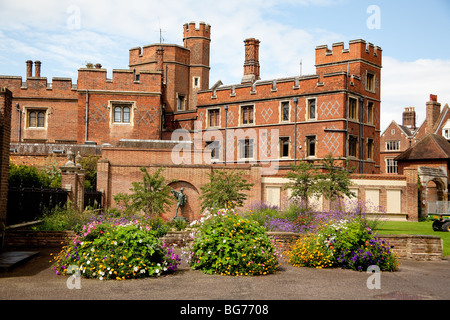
<box><xmin>200</xmin><ymin>169</ymin><xmax>254</xmax><ymax>211</ymax></box>
<box><xmin>284</xmin><ymin>161</ymin><xmax>323</xmax><ymax>210</ymax></box>
<box><xmin>284</xmin><ymin>155</ymin><xmax>355</xmax><ymax>211</ymax></box>
<box><xmin>320</xmin><ymin>155</ymin><xmax>355</xmax><ymax>201</ymax></box>
<box><xmin>114</xmin><ymin>167</ymin><xmax>173</xmax><ymax>216</ymax></box>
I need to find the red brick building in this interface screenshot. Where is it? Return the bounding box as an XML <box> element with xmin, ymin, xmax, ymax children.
<box><xmin>380</xmin><ymin>94</ymin><xmax>450</xmax><ymax>174</ymax></box>
<box><xmin>0</xmin><ymin>22</ymin><xmax>382</xmax><ymax>174</ymax></box>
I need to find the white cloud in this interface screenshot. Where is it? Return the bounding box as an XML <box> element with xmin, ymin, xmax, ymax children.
<box><xmin>381</xmin><ymin>56</ymin><xmax>450</xmax><ymax>131</ymax></box>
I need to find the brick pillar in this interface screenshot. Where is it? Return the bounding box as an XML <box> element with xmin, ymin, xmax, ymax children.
<box><xmin>404</xmin><ymin>167</ymin><xmax>419</xmax><ymax>221</ymax></box>
<box><xmin>60</xmin><ymin>152</ymin><xmax>85</xmax><ymax>213</ymax></box>
<box><xmin>0</xmin><ymin>88</ymin><xmax>12</xmax><ymax>251</ymax></box>
<box><xmin>96</xmin><ymin>158</ymin><xmax>110</xmax><ymax>208</ymax></box>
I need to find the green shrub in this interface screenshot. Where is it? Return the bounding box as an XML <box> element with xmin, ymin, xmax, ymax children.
<box><xmin>185</xmin><ymin>209</ymin><xmax>280</xmax><ymax>276</ymax></box>
<box><xmin>32</xmin><ymin>204</ymin><xmax>92</xmax><ymax>231</ymax></box>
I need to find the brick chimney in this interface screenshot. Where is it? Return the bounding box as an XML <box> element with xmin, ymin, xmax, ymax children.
<box><xmin>426</xmin><ymin>94</ymin><xmax>441</xmax><ymax>133</ymax></box>
<box><xmin>402</xmin><ymin>107</ymin><xmax>416</xmax><ymax>130</ymax></box>
<box><xmin>241</xmin><ymin>38</ymin><xmax>260</xmax><ymax>84</ymax></box>
<box><xmin>34</xmin><ymin>61</ymin><xmax>41</xmax><ymax>78</ymax></box>
<box><xmin>26</xmin><ymin>60</ymin><xmax>33</xmax><ymax>78</ymax></box>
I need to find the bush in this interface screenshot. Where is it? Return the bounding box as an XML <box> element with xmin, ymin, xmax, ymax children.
<box><xmin>52</xmin><ymin>221</ymin><xmax>180</xmax><ymax>280</ymax></box>
<box><xmin>322</xmin><ymin>219</ymin><xmax>398</xmax><ymax>271</ymax></box>
<box><xmin>185</xmin><ymin>209</ymin><xmax>280</xmax><ymax>276</ymax></box>
<box><xmin>287</xmin><ymin>217</ymin><xmax>399</xmax><ymax>272</ymax></box>
<box><xmin>32</xmin><ymin>204</ymin><xmax>92</xmax><ymax>231</ymax></box>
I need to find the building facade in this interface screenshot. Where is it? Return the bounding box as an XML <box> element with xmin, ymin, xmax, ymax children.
<box><xmin>0</xmin><ymin>22</ymin><xmax>382</xmax><ymax>174</ymax></box>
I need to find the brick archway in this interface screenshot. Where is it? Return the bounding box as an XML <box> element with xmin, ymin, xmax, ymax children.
<box><xmin>165</xmin><ymin>180</ymin><xmax>200</xmax><ymax>222</ymax></box>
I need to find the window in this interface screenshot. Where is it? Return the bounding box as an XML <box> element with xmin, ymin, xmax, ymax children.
<box><xmin>177</xmin><ymin>94</ymin><xmax>186</xmax><ymax>111</ymax></box>
<box><xmin>366</xmin><ymin>72</ymin><xmax>375</xmax><ymax>92</ymax></box>
<box><xmin>206</xmin><ymin>141</ymin><xmax>220</xmax><ymax>160</ymax></box>
<box><xmin>307</xmin><ymin>99</ymin><xmax>316</xmax><ymax>120</ymax></box>
<box><xmin>28</xmin><ymin>110</ymin><xmax>46</xmax><ymax>128</ymax></box>
<box><xmin>349</xmin><ymin>97</ymin><xmax>358</xmax><ymax>120</ymax></box>
<box><xmin>241</xmin><ymin>105</ymin><xmax>254</xmax><ymax>125</ymax></box>
<box><xmin>444</xmin><ymin>129</ymin><xmax>450</xmax><ymax>139</ymax></box>
<box><xmin>281</xmin><ymin>101</ymin><xmax>290</xmax><ymax>122</ymax></box>
<box><xmin>113</xmin><ymin>105</ymin><xmax>131</xmax><ymax>123</ymax></box>
<box><xmin>239</xmin><ymin>138</ymin><xmax>254</xmax><ymax>159</ymax></box>
<box><xmin>193</xmin><ymin>77</ymin><xmax>200</xmax><ymax>89</ymax></box>
<box><xmin>208</xmin><ymin>109</ymin><xmax>220</xmax><ymax>127</ymax></box>
<box><xmin>306</xmin><ymin>136</ymin><xmax>316</xmax><ymax>157</ymax></box>
<box><xmin>280</xmin><ymin>137</ymin><xmax>290</xmax><ymax>158</ymax></box>
<box><xmin>386</xmin><ymin>158</ymin><xmax>398</xmax><ymax>174</ymax></box>
<box><xmin>386</xmin><ymin>140</ymin><xmax>400</xmax><ymax>151</ymax></box>
<box><xmin>348</xmin><ymin>136</ymin><xmax>358</xmax><ymax>157</ymax></box>
<box><xmin>367</xmin><ymin>138</ymin><xmax>374</xmax><ymax>160</ymax></box>
<box><xmin>367</xmin><ymin>102</ymin><xmax>374</xmax><ymax>124</ymax></box>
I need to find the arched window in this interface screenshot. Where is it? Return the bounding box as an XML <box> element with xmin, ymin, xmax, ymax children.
<box><xmin>28</xmin><ymin>110</ymin><xmax>46</xmax><ymax>128</ymax></box>
<box><xmin>113</xmin><ymin>104</ymin><xmax>131</xmax><ymax>123</ymax></box>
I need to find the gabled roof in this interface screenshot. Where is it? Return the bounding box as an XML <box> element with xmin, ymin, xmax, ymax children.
<box><xmin>380</xmin><ymin>120</ymin><xmax>416</xmax><ymax>137</ymax></box>
<box><xmin>395</xmin><ymin>133</ymin><xmax>450</xmax><ymax>161</ymax></box>
<box><xmin>433</xmin><ymin>103</ymin><xmax>450</xmax><ymax>134</ymax></box>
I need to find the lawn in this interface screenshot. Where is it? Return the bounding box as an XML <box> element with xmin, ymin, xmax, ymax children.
<box><xmin>375</xmin><ymin>220</ymin><xmax>450</xmax><ymax>257</ymax></box>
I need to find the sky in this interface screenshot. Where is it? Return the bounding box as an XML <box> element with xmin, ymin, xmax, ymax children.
<box><xmin>0</xmin><ymin>0</ymin><xmax>449</xmax><ymax>132</ymax></box>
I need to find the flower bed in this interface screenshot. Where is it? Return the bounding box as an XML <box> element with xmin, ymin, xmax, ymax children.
<box><xmin>51</xmin><ymin>219</ymin><xmax>180</xmax><ymax>280</ymax></box>
<box><xmin>287</xmin><ymin>218</ymin><xmax>399</xmax><ymax>271</ymax></box>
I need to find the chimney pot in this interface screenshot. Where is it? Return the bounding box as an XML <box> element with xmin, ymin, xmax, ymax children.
<box><xmin>34</xmin><ymin>61</ymin><xmax>41</xmax><ymax>78</ymax></box>
<box><xmin>26</xmin><ymin>60</ymin><xmax>33</xmax><ymax>78</ymax></box>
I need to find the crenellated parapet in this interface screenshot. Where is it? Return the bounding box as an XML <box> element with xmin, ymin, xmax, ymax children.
<box><xmin>0</xmin><ymin>75</ymin><xmax>77</xmax><ymax>98</ymax></box>
<box><xmin>183</xmin><ymin>21</ymin><xmax>211</xmax><ymax>40</ymax></box>
<box><xmin>315</xmin><ymin>39</ymin><xmax>382</xmax><ymax>68</ymax></box>
<box><xmin>77</xmin><ymin>68</ymin><xmax>162</xmax><ymax>93</ymax></box>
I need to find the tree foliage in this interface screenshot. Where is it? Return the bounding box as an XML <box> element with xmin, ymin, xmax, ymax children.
<box><xmin>284</xmin><ymin>155</ymin><xmax>355</xmax><ymax>210</ymax></box>
<box><xmin>200</xmin><ymin>169</ymin><xmax>254</xmax><ymax>211</ymax></box>
<box><xmin>114</xmin><ymin>167</ymin><xmax>173</xmax><ymax>216</ymax></box>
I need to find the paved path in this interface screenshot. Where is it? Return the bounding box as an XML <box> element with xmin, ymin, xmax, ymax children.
<box><xmin>1</xmin><ymin>247</ymin><xmax>449</xmax><ymax>302</ymax></box>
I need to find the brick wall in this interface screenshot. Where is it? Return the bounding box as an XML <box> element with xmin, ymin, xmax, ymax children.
<box><xmin>0</xmin><ymin>87</ymin><xmax>12</xmax><ymax>250</ymax></box>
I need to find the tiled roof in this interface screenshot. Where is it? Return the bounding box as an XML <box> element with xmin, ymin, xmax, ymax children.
<box><xmin>395</xmin><ymin>133</ymin><xmax>450</xmax><ymax>161</ymax></box>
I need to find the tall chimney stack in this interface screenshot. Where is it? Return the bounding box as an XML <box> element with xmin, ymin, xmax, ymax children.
<box><xmin>402</xmin><ymin>107</ymin><xmax>416</xmax><ymax>130</ymax></box>
<box><xmin>241</xmin><ymin>38</ymin><xmax>260</xmax><ymax>84</ymax></box>
<box><xmin>26</xmin><ymin>60</ymin><xmax>33</xmax><ymax>78</ymax></box>
<box><xmin>34</xmin><ymin>61</ymin><xmax>41</xmax><ymax>78</ymax></box>
<box><xmin>426</xmin><ymin>94</ymin><xmax>441</xmax><ymax>134</ymax></box>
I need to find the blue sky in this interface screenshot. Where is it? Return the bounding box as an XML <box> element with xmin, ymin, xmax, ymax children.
<box><xmin>0</xmin><ymin>0</ymin><xmax>449</xmax><ymax>131</ymax></box>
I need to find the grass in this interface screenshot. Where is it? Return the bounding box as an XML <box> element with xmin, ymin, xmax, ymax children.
<box><xmin>374</xmin><ymin>220</ymin><xmax>450</xmax><ymax>257</ymax></box>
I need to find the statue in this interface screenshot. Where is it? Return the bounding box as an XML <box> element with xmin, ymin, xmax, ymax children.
<box><xmin>171</xmin><ymin>187</ymin><xmax>187</xmax><ymax>219</ymax></box>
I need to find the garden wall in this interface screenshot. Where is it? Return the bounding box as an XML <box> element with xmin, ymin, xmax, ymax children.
<box><xmin>5</xmin><ymin>230</ymin><xmax>442</xmax><ymax>262</ymax></box>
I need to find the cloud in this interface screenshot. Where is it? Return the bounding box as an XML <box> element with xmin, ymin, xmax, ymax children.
<box><xmin>381</xmin><ymin>56</ymin><xmax>450</xmax><ymax>131</ymax></box>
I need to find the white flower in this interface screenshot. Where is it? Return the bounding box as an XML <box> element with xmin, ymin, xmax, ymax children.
<box><xmin>134</xmin><ymin>266</ymin><xmax>139</xmax><ymax>272</ymax></box>
<box><xmin>99</xmin><ymin>276</ymin><xmax>103</xmax><ymax>280</ymax></box>
<box><xmin>90</xmin><ymin>248</ymin><xmax>95</xmax><ymax>252</ymax></box>
<box><xmin>139</xmin><ymin>239</ymin><xmax>142</xmax><ymax>243</ymax></box>
<box><xmin>140</xmin><ymin>269</ymin><xmax>146</xmax><ymax>273</ymax></box>
<box><xmin>113</xmin><ymin>241</ymin><xmax>117</xmax><ymax>246</ymax></box>
<box><xmin>87</xmin><ymin>260</ymin><xmax>91</xmax><ymax>265</ymax></box>
<box><xmin>223</xmin><ymin>239</ymin><xmax>226</xmax><ymax>243</ymax></box>
<box><xmin>155</xmin><ymin>269</ymin><xmax>160</xmax><ymax>274</ymax></box>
